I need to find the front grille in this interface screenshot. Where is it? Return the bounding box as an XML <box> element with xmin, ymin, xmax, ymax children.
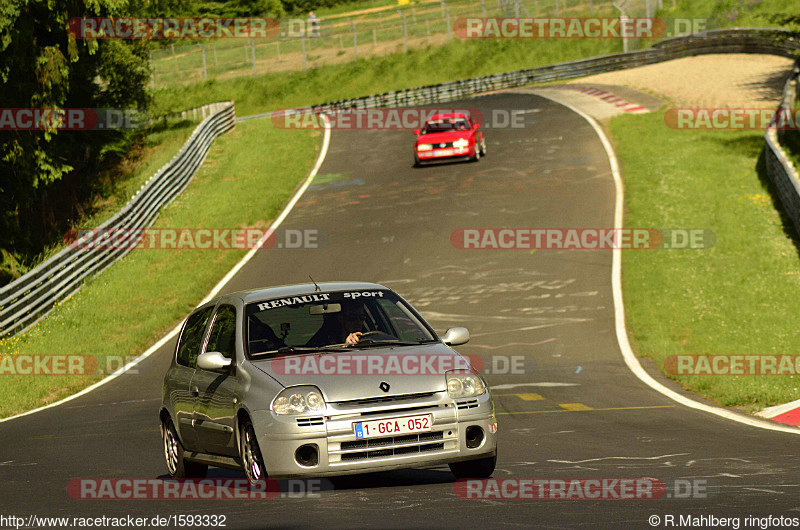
<box><xmin>341</xmin><ymin>431</ymin><xmax>443</xmax><ymax>451</ymax></box>
<box><xmin>339</xmin><ymin>432</ymin><xmax>446</xmax><ymax>461</ymax></box>
<box><xmin>357</xmin><ymin>404</ymin><xmax>438</xmax><ymax>418</ymax></box>
<box><xmin>457</xmin><ymin>398</ymin><xmax>479</xmax><ymax>410</ymax></box>
<box><xmin>336</xmin><ymin>392</ymin><xmax>437</xmax><ymax>408</ymax></box>
<box><xmin>296</xmin><ymin>417</ymin><xmax>324</xmax><ymax>427</ymax></box>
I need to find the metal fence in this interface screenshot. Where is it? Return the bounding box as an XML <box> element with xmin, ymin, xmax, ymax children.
<box><xmin>0</xmin><ymin>102</ymin><xmax>236</xmax><ymax>337</ymax></box>
<box><xmin>765</xmin><ymin>59</ymin><xmax>800</xmax><ymax>237</ymax></box>
<box><xmin>150</xmin><ymin>0</ymin><xmax>646</xmax><ymax>88</ymax></box>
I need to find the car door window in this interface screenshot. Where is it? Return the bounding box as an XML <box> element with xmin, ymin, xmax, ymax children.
<box><xmin>206</xmin><ymin>305</ymin><xmax>237</xmax><ymax>360</ymax></box>
<box><xmin>176</xmin><ymin>307</ymin><xmax>214</xmax><ymax>368</ymax></box>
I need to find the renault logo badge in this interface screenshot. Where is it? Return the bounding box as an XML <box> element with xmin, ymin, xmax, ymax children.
<box><xmin>379</xmin><ymin>382</ymin><xmax>390</xmax><ymax>392</ymax></box>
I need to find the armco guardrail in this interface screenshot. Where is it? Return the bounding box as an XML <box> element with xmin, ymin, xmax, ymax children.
<box><xmin>239</xmin><ymin>28</ymin><xmax>799</xmax><ymax>122</ymax></box>
<box><xmin>765</xmin><ymin>59</ymin><xmax>800</xmax><ymax>236</ymax></box>
<box><xmin>299</xmin><ymin>29</ymin><xmax>799</xmax><ymax>113</ymax></box>
<box><xmin>0</xmin><ymin>101</ymin><xmax>235</xmax><ymax>337</ymax></box>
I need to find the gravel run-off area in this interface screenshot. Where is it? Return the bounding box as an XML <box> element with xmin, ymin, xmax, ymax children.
<box><xmin>570</xmin><ymin>53</ymin><xmax>795</xmax><ymax>108</ymax></box>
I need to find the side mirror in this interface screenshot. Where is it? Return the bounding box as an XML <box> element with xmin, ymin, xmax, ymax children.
<box><xmin>197</xmin><ymin>351</ymin><xmax>232</xmax><ymax>372</ymax></box>
<box><xmin>473</xmin><ymin>123</ymin><xmax>481</xmax><ymax>130</ymax></box>
<box><xmin>413</xmin><ymin>129</ymin><xmax>421</xmax><ymax>136</ymax></box>
<box><xmin>442</xmin><ymin>327</ymin><xmax>469</xmax><ymax>346</ymax></box>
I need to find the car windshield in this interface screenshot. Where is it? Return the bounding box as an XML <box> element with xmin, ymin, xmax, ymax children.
<box><xmin>245</xmin><ymin>290</ymin><xmax>437</xmax><ymax>357</ymax></box>
<box><xmin>422</xmin><ymin>118</ymin><xmax>470</xmax><ymax>134</ymax></box>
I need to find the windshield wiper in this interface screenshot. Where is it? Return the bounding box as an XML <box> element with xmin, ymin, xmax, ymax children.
<box><xmin>249</xmin><ymin>344</ymin><xmax>349</xmax><ymax>358</ymax></box>
<box><xmin>347</xmin><ymin>339</ymin><xmax>436</xmax><ymax>348</ymax></box>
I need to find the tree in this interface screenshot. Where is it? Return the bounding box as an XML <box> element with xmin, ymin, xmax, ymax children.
<box><xmin>0</xmin><ymin>0</ymin><xmax>152</xmax><ymax>283</ymax></box>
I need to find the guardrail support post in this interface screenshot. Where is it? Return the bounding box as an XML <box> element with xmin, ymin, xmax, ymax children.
<box><xmin>301</xmin><ymin>34</ymin><xmax>307</xmax><ymax>70</ymax></box>
<box><xmin>349</xmin><ymin>19</ymin><xmax>357</xmax><ymax>60</ymax></box>
<box><xmin>613</xmin><ymin>0</ymin><xmax>628</xmax><ymax>53</ymax></box>
<box><xmin>397</xmin><ymin>10</ymin><xmax>409</xmax><ymax>52</ymax></box>
<box><xmin>149</xmin><ymin>55</ymin><xmax>155</xmax><ymax>89</ymax></box>
<box><xmin>249</xmin><ymin>39</ymin><xmax>257</xmax><ymax>78</ymax></box>
<box><xmin>440</xmin><ymin>1</ymin><xmax>451</xmax><ymax>40</ymax></box>
<box><xmin>171</xmin><ymin>44</ymin><xmax>179</xmax><ymax>72</ymax></box>
<box><xmin>198</xmin><ymin>44</ymin><xmax>208</xmax><ymax>81</ymax></box>
<box><xmin>481</xmin><ymin>0</ymin><xmax>486</xmax><ymax>18</ymax></box>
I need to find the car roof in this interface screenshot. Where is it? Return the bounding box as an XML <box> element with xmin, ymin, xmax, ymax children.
<box><xmin>212</xmin><ymin>281</ymin><xmax>391</xmax><ymax>306</ymax></box>
<box><xmin>426</xmin><ymin>112</ymin><xmax>470</xmax><ymax>122</ymax></box>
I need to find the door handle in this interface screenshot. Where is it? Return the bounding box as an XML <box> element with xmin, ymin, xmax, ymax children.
<box><xmin>191</xmin><ymin>386</ymin><xmax>199</xmax><ymax>397</ymax></box>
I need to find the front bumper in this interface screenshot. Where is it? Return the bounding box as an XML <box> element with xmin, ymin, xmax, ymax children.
<box><xmin>415</xmin><ymin>146</ymin><xmax>474</xmax><ymax>164</ymax></box>
<box><xmin>252</xmin><ymin>391</ymin><xmax>497</xmax><ymax>478</ymax></box>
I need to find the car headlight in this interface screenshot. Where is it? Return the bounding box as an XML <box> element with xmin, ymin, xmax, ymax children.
<box><xmin>272</xmin><ymin>386</ymin><xmax>326</xmax><ymax>415</ymax></box>
<box><xmin>417</xmin><ymin>144</ymin><xmax>433</xmax><ymax>151</ymax></box>
<box><xmin>446</xmin><ymin>371</ymin><xmax>486</xmax><ymax>399</ymax></box>
<box><xmin>453</xmin><ymin>138</ymin><xmax>469</xmax><ymax>148</ymax></box>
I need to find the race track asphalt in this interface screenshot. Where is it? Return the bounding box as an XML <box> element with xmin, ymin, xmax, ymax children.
<box><xmin>2</xmin><ymin>92</ymin><xmax>799</xmax><ymax>529</ymax></box>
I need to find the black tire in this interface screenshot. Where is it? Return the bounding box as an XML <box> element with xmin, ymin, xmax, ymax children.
<box><xmin>240</xmin><ymin>420</ymin><xmax>268</xmax><ymax>485</ymax></box>
<box><xmin>471</xmin><ymin>144</ymin><xmax>481</xmax><ymax>162</ymax></box>
<box><xmin>449</xmin><ymin>454</ymin><xmax>496</xmax><ymax>479</ymax></box>
<box><xmin>162</xmin><ymin>418</ymin><xmax>207</xmax><ymax>479</ymax></box>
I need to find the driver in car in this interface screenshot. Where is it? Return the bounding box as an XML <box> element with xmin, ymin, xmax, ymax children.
<box><xmin>306</xmin><ymin>300</ymin><xmax>367</xmax><ymax>346</ymax></box>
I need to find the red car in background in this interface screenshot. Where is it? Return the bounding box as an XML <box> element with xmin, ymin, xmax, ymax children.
<box><xmin>414</xmin><ymin>112</ymin><xmax>486</xmax><ymax>166</ymax></box>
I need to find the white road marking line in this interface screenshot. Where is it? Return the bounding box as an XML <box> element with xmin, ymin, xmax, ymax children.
<box><xmin>757</xmin><ymin>398</ymin><xmax>800</xmax><ymax>418</ymax></box>
<box><xmin>743</xmin><ymin>488</ymin><xmax>784</xmax><ymax>494</ymax></box>
<box><xmin>549</xmin><ymin>453</ymin><xmax>689</xmax><ymax>464</ymax></box>
<box><xmin>66</xmin><ymin>398</ymin><xmax>160</xmax><ymax>409</ymax></box>
<box><xmin>533</xmin><ymin>93</ymin><xmax>800</xmax><ymax>436</ymax></box>
<box><xmin>492</xmin><ymin>382</ymin><xmax>579</xmax><ymax>389</ymax></box>
<box><xmin>0</xmin><ymin>117</ymin><xmax>333</xmax><ymax>424</ymax></box>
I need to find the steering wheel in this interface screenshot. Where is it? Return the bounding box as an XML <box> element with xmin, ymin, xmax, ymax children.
<box><xmin>357</xmin><ymin>331</ymin><xmax>398</xmax><ymax>341</ymax></box>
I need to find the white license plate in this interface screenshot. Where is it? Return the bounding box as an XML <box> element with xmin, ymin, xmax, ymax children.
<box><xmin>433</xmin><ymin>149</ymin><xmax>454</xmax><ymax>156</ymax></box>
<box><xmin>354</xmin><ymin>414</ymin><xmax>432</xmax><ymax>439</ymax></box>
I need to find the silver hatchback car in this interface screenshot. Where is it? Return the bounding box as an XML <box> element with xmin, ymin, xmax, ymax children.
<box><xmin>160</xmin><ymin>282</ymin><xmax>498</xmax><ymax>481</ymax></box>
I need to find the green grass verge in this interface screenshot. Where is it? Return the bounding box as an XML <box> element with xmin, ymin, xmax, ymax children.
<box><xmin>612</xmin><ymin>110</ymin><xmax>800</xmax><ymax>411</ymax></box>
<box><xmin>0</xmin><ymin>121</ymin><xmax>319</xmax><ymax>419</ymax></box>
<box><xmin>152</xmin><ymin>33</ymin><xmax>621</xmax><ymax>117</ymax></box>
<box><xmin>1</xmin><ymin>120</ymin><xmax>200</xmax><ymax>283</ymax></box>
